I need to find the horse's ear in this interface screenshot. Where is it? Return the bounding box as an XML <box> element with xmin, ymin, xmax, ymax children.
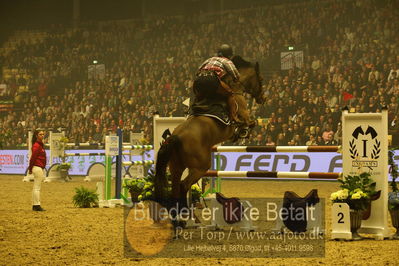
<box><xmin>232</xmin><ymin>55</ymin><xmax>251</xmax><ymax>68</ymax></box>
<box><xmin>231</xmin><ymin>55</ymin><xmax>241</xmax><ymax>66</ymax></box>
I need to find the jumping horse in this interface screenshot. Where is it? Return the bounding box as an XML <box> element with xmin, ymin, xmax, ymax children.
<box><xmin>154</xmin><ymin>56</ymin><xmax>265</xmax><ymax>218</ymax></box>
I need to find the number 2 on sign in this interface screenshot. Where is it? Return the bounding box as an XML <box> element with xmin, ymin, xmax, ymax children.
<box><xmin>331</xmin><ymin>203</ymin><xmax>350</xmax><ymax>233</ymax></box>
<box><xmin>337</xmin><ymin>212</ymin><xmax>344</xmax><ymax>223</ymax></box>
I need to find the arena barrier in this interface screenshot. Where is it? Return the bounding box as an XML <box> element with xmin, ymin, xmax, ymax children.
<box><xmin>45</xmin><ymin>129</ymin><xmax>156</xmax><ymax>206</ymax></box>
<box><xmin>22</xmin><ymin>129</ymin><xmax>150</xmax><ymax>183</ymax></box>
<box><xmin>22</xmin><ymin>131</ymin><xmax>106</xmax><ymax>182</ymax></box>
<box><xmin>44</xmin><ymin>131</ymin><xmax>108</xmax><ymax>182</ymax></box>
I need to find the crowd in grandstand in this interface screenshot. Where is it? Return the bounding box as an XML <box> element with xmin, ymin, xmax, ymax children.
<box><xmin>0</xmin><ymin>0</ymin><xmax>398</xmax><ymax>148</ymax></box>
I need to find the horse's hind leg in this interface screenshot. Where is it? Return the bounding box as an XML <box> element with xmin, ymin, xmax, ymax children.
<box><xmin>168</xmin><ymin>156</ymin><xmax>186</xmax><ymax>229</ymax></box>
<box><xmin>169</xmin><ymin>158</ymin><xmax>185</xmax><ymax>206</ymax></box>
<box><xmin>170</xmin><ymin>168</ymin><xmax>207</xmax><ymax>228</ymax></box>
<box><xmin>180</xmin><ymin>168</ymin><xmax>208</xmax><ymax>203</ymax></box>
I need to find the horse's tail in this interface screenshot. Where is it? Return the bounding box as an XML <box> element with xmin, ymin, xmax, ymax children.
<box><xmin>154</xmin><ymin>135</ymin><xmax>181</xmax><ymax>204</ymax></box>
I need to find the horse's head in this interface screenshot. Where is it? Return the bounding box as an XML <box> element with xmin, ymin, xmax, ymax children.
<box><xmin>232</xmin><ymin>55</ymin><xmax>265</xmax><ymax>104</ymax></box>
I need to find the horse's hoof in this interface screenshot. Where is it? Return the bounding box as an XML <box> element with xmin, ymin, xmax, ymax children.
<box><xmin>178</xmin><ymin>220</ymin><xmax>187</xmax><ymax>229</ymax></box>
<box><xmin>194</xmin><ymin>202</ymin><xmax>204</xmax><ymax>209</ymax></box>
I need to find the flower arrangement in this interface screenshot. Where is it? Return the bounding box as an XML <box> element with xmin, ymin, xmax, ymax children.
<box><xmin>57</xmin><ymin>162</ymin><xmax>71</xmax><ymax>171</ymax></box>
<box><xmin>124</xmin><ymin>177</ymin><xmax>146</xmax><ymax>202</ymax></box>
<box><xmin>56</xmin><ymin>136</ymin><xmax>71</xmax><ymax>174</ymax></box>
<box><xmin>123</xmin><ymin>169</ymin><xmax>162</xmax><ymax>202</ymax></box>
<box><xmin>124</xmin><ymin>168</ymin><xmax>203</xmax><ymax>203</ymax></box>
<box><xmin>388</xmin><ymin>149</ymin><xmax>399</xmax><ymax>210</ymax></box>
<box><xmin>125</xmin><ymin>178</ymin><xmax>146</xmax><ymax>193</ymax></box>
<box><xmin>330</xmin><ymin>172</ymin><xmax>378</xmax><ymax>211</ymax></box>
<box><xmin>190</xmin><ymin>184</ymin><xmax>202</xmax><ymax>203</ymax></box>
<box><xmin>58</xmin><ymin>136</ymin><xmax>69</xmax><ymax>149</ymax></box>
<box><xmin>139</xmin><ymin>137</ymin><xmax>149</xmax><ymax>145</ymax></box>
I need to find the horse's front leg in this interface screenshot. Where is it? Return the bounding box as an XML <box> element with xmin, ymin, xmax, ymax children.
<box><xmin>234</xmin><ymin>94</ymin><xmax>255</xmax><ymax>127</ymax></box>
<box><xmin>169</xmin><ymin>178</ymin><xmax>185</xmax><ymax>230</ymax></box>
<box><xmin>178</xmin><ymin>168</ymin><xmax>208</xmax><ymax>227</ymax></box>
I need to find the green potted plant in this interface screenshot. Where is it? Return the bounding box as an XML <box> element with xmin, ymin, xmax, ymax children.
<box><xmin>137</xmin><ymin>170</ymin><xmax>166</xmax><ymax>202</ymax></box>
<box><xmin>127</xmin><ymin>169</ymin><xmax>203</xmax><ymax>204</ymax></box>
<box><xmin>56</xmin><ymin>162</ymin><xmax>71</xmax><ymax>180</ymax></box>
<box><xmin>330</xmin><ymin>172</ymin><xmax>379</xmax><ymax>240</ymax></box>
<box><xmin>59</xmin><ymin>136</ymin><xmax>69</xmax><ymax>149</ymax></box>
<box><xmin>55</xmin><ymin>136</ymin><xmax>72</xmax><ymax>180</ymax></box>
<box><xmin>388</xmin><ymin>149</ymin><xmax>399</xmax><ymax>239</ymax></box>
<box><xmin>72</xmin><ymin>186</ymin><xmax>99</xmax><ymax>208</ymax></box>
<box><xmin>124</xmin><ymin>178</ymin><xmax>146</xmax><ymax>203</ymax></box>
<box><xmin>191</xmin><ymin>184</ymin><xmax>202</xmax><ymax>204</ymax></box>
<box><xmin>57</xmin><ymin>162</ymin><xmax>71</xmax><ymax>171</ymax></box>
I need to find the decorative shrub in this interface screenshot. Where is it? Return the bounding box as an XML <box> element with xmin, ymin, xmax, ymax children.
<box><xmin>72</xmin><ymin>186</ymin><xmax>99</xmax><ymax>208</ymax></box>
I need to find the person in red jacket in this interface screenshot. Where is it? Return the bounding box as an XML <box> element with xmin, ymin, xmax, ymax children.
<box><xmin>28</xmin><ymin>130</ymin><xmax>46</xmax><ymax>211</ymax></box>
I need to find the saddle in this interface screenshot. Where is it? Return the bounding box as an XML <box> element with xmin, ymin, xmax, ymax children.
<box><xmin>189</xmin><ymin>98</ymin><xmax>232</xmax><ymax>125</ymax></box>
<box><xmin>282</xmin><ymin>189</ymin><xmax>320</xmax><ymax>233</ymax></box>
<box><xmin>216</xmin><ymin>192</ymin><xmax>244</xmax><ymax>224</ymax></box>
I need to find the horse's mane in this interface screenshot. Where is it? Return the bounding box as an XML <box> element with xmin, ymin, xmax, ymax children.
<box><xmin>232</xmin><ymin>55</ymin><xmax>252</xmax><ymax>69</ymax></box>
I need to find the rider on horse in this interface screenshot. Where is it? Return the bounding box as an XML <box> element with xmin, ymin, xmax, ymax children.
<box><xmin>192</xmin><ymin>44</ymin><xmax>252</xmax><ymax>139</ymax></box>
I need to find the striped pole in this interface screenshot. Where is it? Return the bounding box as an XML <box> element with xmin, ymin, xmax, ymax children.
<box><xmin>65</xmin><ymin>152</ymin><xmax>105</xmax><ymax>156</ymax></box>
<box><xmin>104</xmin><ymin>155</ymin><xmax>112</xmax><ymax>200</ymax></box>
<box><xmin>122</xmin><ymin>160</ymin><xmax>154</xmax><ymax>166</ymax></box>
<box><xmin>211</xmin><ymin>145</ymin><xmax>341</xmax><ymax>153</ymax></box>
<box><xmin>116</xmin><ymin>129</ymin><xmax>123</xmax><ymax>199</ymax></box>
<box><xmin>66</xmin><ymin>143</ymin><xmax>104</xmax><ymax>147</ymax></box>
<box><xmin>122</xmin><ymin>145</ymin><xmax>153</xmax><ymax>151</ymax></box>
<box><xmin>216</xmin><ymin>153</ymin><xmax>221</xmax><ymax>193</ymax></box>
<box><xmin>204</xmin><ymin>170</ymin><xmax>341</xmax><ymax>180</ymax></box>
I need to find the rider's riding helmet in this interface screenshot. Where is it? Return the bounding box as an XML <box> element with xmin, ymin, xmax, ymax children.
<box><xmin>217</xmin><ymin>44</ymin><xmax>233</xmax><ymax>59</ymax></box>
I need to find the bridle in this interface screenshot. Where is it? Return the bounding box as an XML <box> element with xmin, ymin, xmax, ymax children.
<box><xmin>238</xmin><ymin>62</ymin><xmax>264</xmax><ymax>104</ymax></box>
<box><xmin>254</xmin><ymin>62</ymin><xmax>263</xmax><ymax>98</ymax></box>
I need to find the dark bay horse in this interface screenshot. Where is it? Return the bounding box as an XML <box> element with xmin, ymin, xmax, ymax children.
<box><xmin>155</xmin><ymin>56</ymin><xmax>265</xmax><ymax>211</ymax></box>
